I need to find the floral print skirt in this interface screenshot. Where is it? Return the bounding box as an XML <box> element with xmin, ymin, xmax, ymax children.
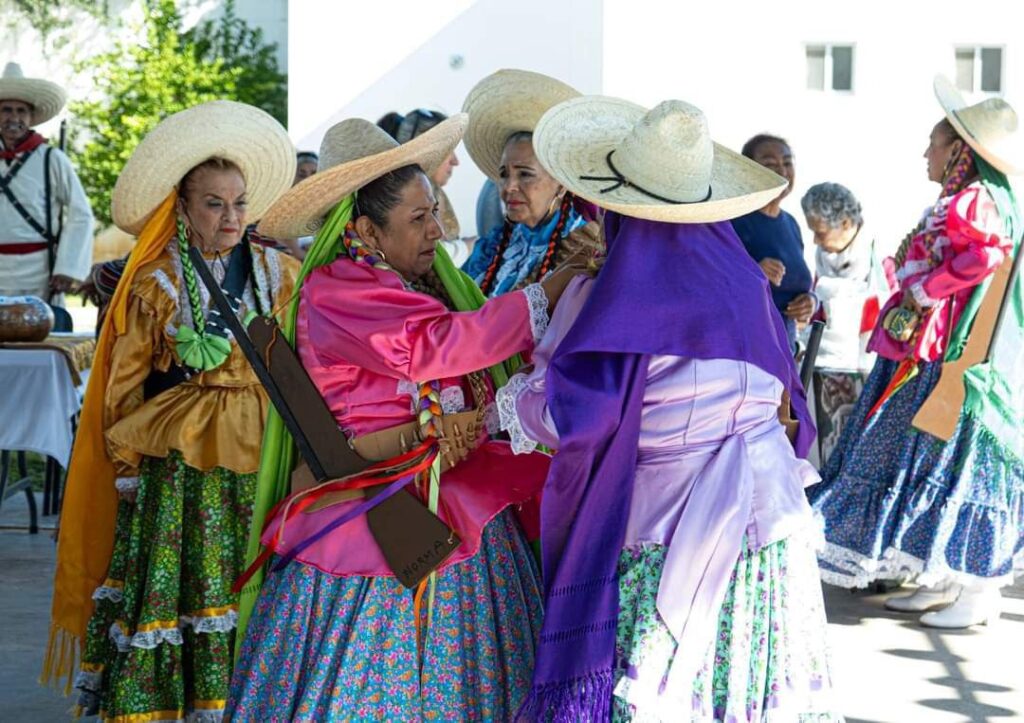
<box><xmin>225</xmin><ymin>509</ymin><xmax>542</xmax><ymax>721</ymax></box>
<box><xmin>808</xmin><ymin>358</ymin><xmax>1024</xmax><ymax>588</ymax></box>
<box><xmin>76</xmin><ymin>450</ymin><xmax>255</xmax><ymax>722</ymax></box>
<box><xmin>612</xmin><ymin>534</ymin><xmax>839</xmax><ymax>722</ymax></box>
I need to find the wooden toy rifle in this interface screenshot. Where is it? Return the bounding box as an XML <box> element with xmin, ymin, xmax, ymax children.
<box><xmin>913</xmin><ymin>248</ymin><xmax>1022</xmax><ymax>441</ymax></box>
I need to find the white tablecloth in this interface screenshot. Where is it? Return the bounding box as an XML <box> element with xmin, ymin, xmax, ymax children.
<box><xmin>0</xmin><ymin>348</ymin><xmax>85</xmax><ymax>468</ymax></box>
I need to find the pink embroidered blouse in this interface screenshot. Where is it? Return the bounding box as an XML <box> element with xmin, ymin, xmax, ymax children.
<box><xmin>262</xmin><ymin>257</ymin><xmax>551</xmax><ymax>577</ymax></box>
<box><xmin>870</xmin><ymin>183</ymin><xmax>1011</xmax><ymax>362</ymax></box>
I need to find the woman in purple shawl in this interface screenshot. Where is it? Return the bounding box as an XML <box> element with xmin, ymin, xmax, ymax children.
<box><xmin>496</xmin><ymin>97</ymin><xmax>840</xmax><ymax>721</ymax></box>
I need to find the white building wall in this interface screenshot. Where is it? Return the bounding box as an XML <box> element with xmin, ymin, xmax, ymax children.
<box><xmin>288</xmin><ymin>0</ymin><xmax>603</xmax><ymax>236</ymax></box>
<box><xmin>603</xmin><ymin>0</ymin><xmax>1023</xmax><ymax>253</ymax></box>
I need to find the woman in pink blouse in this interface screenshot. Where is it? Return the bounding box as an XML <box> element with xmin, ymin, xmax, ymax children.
<box><xmin>225</xmin><ymin>117</ymin><xmax>586</xmax><ymax>720</ymax></box>
<box><xmin>809</xmin><ymin>77</ymin><xmax>1023</xmax><ymax>630</ymax></box>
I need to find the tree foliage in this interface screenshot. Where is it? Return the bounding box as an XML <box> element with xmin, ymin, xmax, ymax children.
<box><xmin>0</xmin><ymin>0</ymin><xmax>108</xmax><ymax>39</ymax></box>
<box><xmin>69</xmin><ymin>0</ymin><xmax>287</xmax><ymax>227</ymax></box>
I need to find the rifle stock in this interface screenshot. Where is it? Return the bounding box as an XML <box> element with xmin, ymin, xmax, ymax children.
<box><xmin>913</xmin><ymin>253</ymin><xmax>1017</xmax><ymax>440</ymax></box>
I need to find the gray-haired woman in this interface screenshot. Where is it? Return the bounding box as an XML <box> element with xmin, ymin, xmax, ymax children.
<box><xmin>801</xmin><ymin>182</ymin><xmax>888</xmax><ymax>463</ymax></box>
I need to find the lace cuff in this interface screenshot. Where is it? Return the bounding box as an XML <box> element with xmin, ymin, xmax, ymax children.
<box><xmin>909</xmin><ymin>281</ymin><xmax>938</xmax><ymax>308</ymax></box>
<box><xmin>496</xmin><ymin>374</ymin><xmax>539</xmax><ymax>454</ymax></box>
<box><xmin>522</xmin><ymin>283</ymin><xmax>550</xmax><ymax>342</ymax></box>
<box><xmin>115</xmin><ymin>476</ymin><xmax>139</xmax><ymax>493</ymax></box>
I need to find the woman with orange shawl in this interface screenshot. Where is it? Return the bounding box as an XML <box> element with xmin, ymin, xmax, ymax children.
<box><xmin>42</xmin><ymin>100</ymin><xmax>299</xmax><ymax>722</ymax></box>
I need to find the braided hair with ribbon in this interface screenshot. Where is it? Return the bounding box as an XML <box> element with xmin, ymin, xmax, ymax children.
<box><xmin>893</xmin><ymin>127</ymin><xmax>977</xmax><ymax>269</ymax></box>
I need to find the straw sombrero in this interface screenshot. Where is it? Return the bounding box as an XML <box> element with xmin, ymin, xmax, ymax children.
<box><xmin>533</xmin><ymin>96</ymin><xmax>787</xmax><ymax>223</ymax></box>
<box><xmin>111</xmin><ymin>100</ymin><xmax>295</xmax><ymax>235</ymax></box>
<box><xmin>462</xmin><ymin>69</ymin><xmax>580</xmax><ymax>181</ymax></box>
<box><xmin>258</xmin><ymin>114</ymin><xmax>467</xmax><ymax>239</ymax></box>
<box><xmin>0</xmin><ymin>62</ymin><xmax>66</xmax><ymax>126</ymax></box>
<box><xmin>934</xmin><ymin>74</ymin><xmax>1022</xmax><ymax>175</ymax></box>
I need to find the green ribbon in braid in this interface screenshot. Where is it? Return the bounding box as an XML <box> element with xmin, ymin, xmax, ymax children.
<box><xmin>173</xmin><ymin>219</ymin><xmax>233</xmax><ymax>371</ymax></box>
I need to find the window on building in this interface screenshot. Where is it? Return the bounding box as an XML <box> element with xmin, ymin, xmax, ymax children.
<box><xmin>955</xmin><ymin>46</ymin><xmax>1004</xmax><ymax>93</ymax></box>
<box><xmin>806</xmin><ymin>44</ymin><xmax>855</xmax><ymax>92</ymax></box>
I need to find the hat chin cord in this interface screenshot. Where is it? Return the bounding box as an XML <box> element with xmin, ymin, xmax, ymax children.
<box><xmin>579</xmin><ymin>150</ymin><xmax>711</xmax><ymax>204</ymax></box>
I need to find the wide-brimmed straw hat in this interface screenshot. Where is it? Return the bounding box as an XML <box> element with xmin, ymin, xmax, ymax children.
<box><xmin>0</xmin><ymin>62</ymin><xmax>66</xmax><ymax>126</ymax></box>
<box><xmin>934</xmin><ymin>74</ymin><xmax>1022</xmax><ymax>175</ymax></box>
<box><xmin>462</xmin><ymin>69</ymin><xmax>580</xmax><ymax>181</ymax></box>
<box><xmin>258</xmin><ymin>114</ymin><xmax>467</xmax><ymax>239</ymax></box>
<box><xmin>533</xmin><ymin>96</ymin><xmax>788</xmax><ymax>223</ymax></box>
<box><xmin>111</xmin><ymin>100</ymin><xmax>295</xmax><ymax>235</ymax></box>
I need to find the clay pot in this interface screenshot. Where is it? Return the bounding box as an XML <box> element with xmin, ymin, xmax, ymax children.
<box><xmin>0</xmin><ymin>295</ymin><xmax>55</xmax><ymax>342</ymax></box>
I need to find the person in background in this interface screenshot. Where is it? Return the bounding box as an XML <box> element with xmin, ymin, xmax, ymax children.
<box><xmin>0</xmin><ymin>61</ymin><xmax>93</xmax><ymax>305</ymax></box>
<box><xmin>731</xmin><ymin>134</ymin><xmax>815</xmax><ymax>349</ymax></box>
<box><xmin>808</xmin><ymin>77</ymin><xmax>1023</xmax><ymax>630</ymax></box>
<box><xmin>294</xmin><ymin>150</ymin><xmax>318</xmax><ymax>184</ymax></box>
<box><xmin>462</xmin><ymin>70</ymin><xmax>601</xmax><ymax>297</ymax></box>
<box><xmin>801</xmin><ymin>181</ymin><xmax>888</xmax><ymax>464</ymax></box>
<box><xmin>476</xmin><ymin>177</ymin><xmax>503</xmax><ymax>237</ymax></box>
<box><xmin>376</xmin><ymin>108</ymin><xmax>476</xmax><ymax>264</ymax></box>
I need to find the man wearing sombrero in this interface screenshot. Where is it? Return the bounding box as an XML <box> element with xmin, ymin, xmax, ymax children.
<box><xmin>0</xmin><ymin>61</ymin><xmax>93</xmax><ymax>302</ymax></box>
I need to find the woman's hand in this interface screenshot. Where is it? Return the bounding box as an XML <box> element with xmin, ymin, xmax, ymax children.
<box><xmin>540</xmin><ymin>263</ymin><xmax>590</xmax><ymax>313</ymax></box>
<box><xmin>785</xmin><ymin>293</ymin><xmax>815</xmax><ymax>323</ymax></box>
<box><xmin>759</xmin><ymin>257</ymin><xmax>786</xmax><ymax>286</ymax></box>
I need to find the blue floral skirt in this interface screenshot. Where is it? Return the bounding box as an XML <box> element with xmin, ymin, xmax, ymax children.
<box><xmin>225</xmin><ymin>510</ymin><xmax>542</xmax><ymax>721</ymax></box>
<box><xmin>807</xmin><ymin>358</ymin><xmax>1024</xmax><ymax>587</ymax></box>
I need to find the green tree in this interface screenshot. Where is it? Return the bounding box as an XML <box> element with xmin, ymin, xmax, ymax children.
<box><xmin>70</xmin><ymin>0</ymin><xmax>287</xmax><ymax>227</ymax></box>
<box><xmin>185</xmin><ymin>0</ymin><xmax>286</xmax><ymax>124</ymax></box>
<box><xmin>0</xmin><ymin>0</ymin><xmax>107</xmax><ymax>39</ymax></box>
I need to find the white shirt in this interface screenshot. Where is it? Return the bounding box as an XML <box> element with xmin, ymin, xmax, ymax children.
<box><xmin>0</xmin><ymin>142</ymin><xmax>94</xmax><ymax>296</ymax></box>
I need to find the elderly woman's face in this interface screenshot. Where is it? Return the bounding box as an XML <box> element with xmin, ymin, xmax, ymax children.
<box><xmin>752</xmin><ymin>141</ymin><xmax>795</xmax><ymax>201</ymax></box>
<box><xmin>499</xmin><ymin>139</ymin><xmax>564</xmax><ymax>228</ymax></box>
<box><xmin>356</xmin><ymin>172</ymin><xmax>443</xmax><ymax>281</ymax></box>
<box><xmin>806</xmin><ymin>214</ymin><xmax>857</xmax><ymax>253</ymax></box>
<box><xmin>179</xmin><ymin>165</ymin><xmax>248</xmax><ymax>253</ymax></box>
<box><xmin>924</xmin><ymin>120</ymin><xmax>958</xmax><ymax>184</ymax></box>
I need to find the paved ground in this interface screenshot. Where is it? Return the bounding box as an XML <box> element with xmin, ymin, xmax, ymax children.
<box><xmin>2</xmin><ymin>492</ymin><xmax>1022</xmax><ymax>721</ymax></box>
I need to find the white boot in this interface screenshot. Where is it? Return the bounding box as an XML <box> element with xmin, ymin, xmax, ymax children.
<box><xmin>919</xmin><ymin>583</ymin><xmax>1000</xmax><ymax>629</ymax></box>
<box><xmin>885</xmin><ymin>581</ymin><xmax>959</xmax><ymax>612</ymax></box>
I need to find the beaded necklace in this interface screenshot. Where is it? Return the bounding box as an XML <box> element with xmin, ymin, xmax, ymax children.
<box><xmin>478</xmin><ymin>193</ymin><xmax>573</xmax><ymax>296</ymax></box>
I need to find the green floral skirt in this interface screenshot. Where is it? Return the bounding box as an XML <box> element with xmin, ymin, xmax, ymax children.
<box><xmin>613</xmin><ymin>534</ymin><xmax>841</xmax><ymax>722</ymax></box>
<box><xmin>75</xmin><ymin>450</ymin><xmax>254</xmax><ymax>722</ymax></box>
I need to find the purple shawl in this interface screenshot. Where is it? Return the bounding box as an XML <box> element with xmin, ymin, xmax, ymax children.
<box><xmin>519</xmin><ymin>213</ymin><xmax>814</xmax><ymax>721</ymax></box>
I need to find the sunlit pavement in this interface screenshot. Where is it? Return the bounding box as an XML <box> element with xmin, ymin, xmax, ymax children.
<box><xmin>2</xmin><ymin>493</ymin><xmax>1022</xmax><ymax>721</ymax></box>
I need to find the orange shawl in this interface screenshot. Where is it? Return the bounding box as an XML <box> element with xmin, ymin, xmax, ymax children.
<box><xmin>42</xmin><ymin>193</ymin><xmax>179</xmax><ymax>692</ymax></box>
